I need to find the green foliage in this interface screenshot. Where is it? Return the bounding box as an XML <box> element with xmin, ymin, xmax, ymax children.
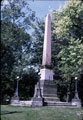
<box><xmin>58</xmin><ymin>38</ymin><xmax>83</xmax><ymax>79</ymax></box>
<box><xmin>1</xmin><ymin>0</ymin><xmax>37</xmax><ymax>103</ymax></box>
<box><xmin>19</xmin><ymin>68</ymin><xmax>38</xmax><ymax>100</ymax></box>
<box><xmin>52</xmin><ymin>0</ymin><xmax>83</xmax><ymax>101</ymax></box>
<box><xmin>31</xmin><ymin>18</ymin><xmax>45</xmax><ymax>68</ymax></box>
<box><xmin>53</xmin><ymin>0</ymin><xmax>83</xmax><ymax>41</ymax></box>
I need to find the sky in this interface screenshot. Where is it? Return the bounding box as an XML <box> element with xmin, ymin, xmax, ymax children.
<box><xmin>27</xmin><ymin>0</ymin><xmax>66</xmax><ymax>19</ymax></box>
<box><xmin>2</xmin><ymin>0</ymin><xmax>66</xmax><ymax>19</ymax></box>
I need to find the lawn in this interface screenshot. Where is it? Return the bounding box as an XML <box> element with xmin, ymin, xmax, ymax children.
<box><xmin>1</xmin><ymin>105</ymin><xmax>83</xmax><ymax>120</ymax></box>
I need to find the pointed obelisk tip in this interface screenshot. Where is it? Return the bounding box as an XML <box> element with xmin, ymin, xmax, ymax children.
<box><xmin>47</xmin><ymin>14</ymin><xmax>51</xmax><ymax>18</ymax></box>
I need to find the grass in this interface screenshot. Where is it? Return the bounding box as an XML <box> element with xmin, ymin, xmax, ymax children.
<box><xmin>1</xmin><ymin>105</ymin><xmax>83</xmax><ymax>120</ymax></box>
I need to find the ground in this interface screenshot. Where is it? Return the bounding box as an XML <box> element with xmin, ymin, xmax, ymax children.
<box><xmin>1</xmin><ymin>105</ymin><xmax>83</xmax><ymax>120</ymax></box>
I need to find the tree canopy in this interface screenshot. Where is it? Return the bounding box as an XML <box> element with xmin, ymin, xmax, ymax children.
<box><xmin>1</xmin><ymin>0</ymin><xmax>37</xmax><ymax>103</ymax></box>
<box><xmin>52</xmin><ymin>0</ymin><xmax>83</xmax><ymax>101</ymax></box>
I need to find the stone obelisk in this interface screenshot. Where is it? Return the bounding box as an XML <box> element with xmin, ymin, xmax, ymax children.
<box><xmin>42</xmin><ymin>14</ymin><xmax>51</xmax><ymax>67</ymax></box>
<box><xmin>39</xmin><ymin>14</ymin><xmax>59</xmax><ymax>105</ymax></box>
<box><xmin>32</xmin><ymin>14</ymin><xmax>59</xmax><ymax>106</ymax></box>
<box><xmin>40</xmin><ymin>14</ymin><xmax>53</xmax><ymax>81</ymax></box>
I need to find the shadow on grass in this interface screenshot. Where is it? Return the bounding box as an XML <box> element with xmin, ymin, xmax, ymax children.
<box><xmin>1</xmin><ymin>111</ymin><xmax>23</xmax><ymax>115</ymax></box>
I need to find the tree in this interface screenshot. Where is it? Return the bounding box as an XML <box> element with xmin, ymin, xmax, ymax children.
<box><xmin>31</xmin><ymin>18</ymin><xmax>45</xmax><ymax>68</ymax></box>
<box><xmin>1</xmin><ymin>0</ymin><xmax>37</xmax><ymax>103</ymax></box>
<box><xmin>58</xmin><ymin>38</ymin><xmax>83</xmax><ymax>81</ymax></box>
<box><xmin>19</xmin><ymin>68</ymin><xmax>38</xmax><ymax>100</ymax></box>
<box><xmin>52</xmin><ymin>0</ymin><xmax>83</xmax><ymax>101</ymax></box>
<box><xmin>1</xmin><ymin>0</ymin><xmax>36</xmax><ymax>74</ymax></box>
<box><xmin>52</xmin><ymin>0</ymin><xmax>83</xmax><ymax>42</ymax></box>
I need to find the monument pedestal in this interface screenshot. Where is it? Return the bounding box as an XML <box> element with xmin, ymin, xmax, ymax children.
<box><xmin>32</xmin><ymin>97</ymin><xmax>43</xmax><ymax>107</ymax></box>
<box><xmin>72</xmin><ymin>98</ymin><xmax>81</xmax><ymax>107</ymax></box>
<box><xmin>32</xmin><ymin>79</ymin><xmax>43</xmax><ymax>107</ymax></box>
<box><xmin>11</xmin><ymin>96</ymin><xmax>20</xmax><ymax>105</ymax></box>
<box><xmin>40</xmin><ymin>68</ymin><xmax>54</xmax><ymax>81</ymax></box>
<box><xmin>40</xmin><ymin>68</ymin><xmax>60</xmax><ymax>105</ymax></box>
<box><xmin>72</xmin><ymin>92</ymin><xmax>81</xmax><ymax>107</ymax></box>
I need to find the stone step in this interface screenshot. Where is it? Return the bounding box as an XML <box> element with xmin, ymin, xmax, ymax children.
<box><xmin>44</xmin><ymin>97</ymin><xmax>59</xmax><ymax>101</ymax></box>
<box><xmin>40</xmin><ymin>81</ymin><xmax>57</xmax><ymax>87</ymax></box>
<box><xmin>44</xmin><ymin>101</ymin><xmax>77</xmax><ymax>107</ymax></box>
<box><xmin>44</xmin><ymin>91</ymin><xmax>57</xmax><ymax>95</ymax></box>
<box><xmin>43</xmin><ymin>94</ymin><xmax>58</xmax><ymax>97</ymax></box>
<box><xmin>43</xmin><ymin>86</ymin><xmax>57</xmax><ymax>89</ymax></box>
<box><xmin>44</xmin><ymin>86</ymin><xmax>57</xmax><ymax>90</ymax></box>
<box><xmin>43</xmin><ymin>85</ymin><xmax>57</xmax><ymax>88</ymax></box>
<box><xmin>43</xmin><ymin>88</ymin><xmax>57</xmax><ymax>92</ymax></box>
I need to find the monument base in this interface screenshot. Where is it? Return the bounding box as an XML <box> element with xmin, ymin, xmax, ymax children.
<box><xmin>11</xmin><ymin>96</ymin><xmax>19</xmax><ymax>105</ymax></box>
<box><xmin>40</xmin><ymin>68</ymin><xmax>54</xmax><ymax>81</ymax></box>
<box><xmin>32</xmin><ymin>68</ymin><xmax>59</xmax><ymax>105</ymax></box>
<box><xmin>72</xmin><ymin>98</ymin><xmax>81</xmax><ymax>107</ymax></box>
<box><xmin>32</xmin><ymin>97</ymin><xmax>43</xmax><ymax>107</ymax></box>
<box><xmin>41</xmin><ymin>80</ymin><xmax>60</xmax><ymax>105</ymax></box>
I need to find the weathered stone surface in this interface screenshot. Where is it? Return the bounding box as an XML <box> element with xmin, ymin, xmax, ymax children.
<box><xmin>42</xmin><ymin>14</ymin><xmax>51</xmax><ymax>67</ymax></box>
<box><xmin>11</xmin><ymin>101</ymin><xmax>32</xmax><ymax>106</ymax></box>
<box><xmin>72</xmin><ymin>98</ymin><xmax>81</xmax><ymax>107</ymax></box>
<box><xmin>46</xmin><ymin>101</ymin><xmax>77</xmax><ymax>107</ymax></box>
<box><xmin>32</xmin><ymin>97</ymin><xmax>43</xmax><ymax>107</ymax></box>
<box><xmin>11</xmin><ymin>100</ymin><xmax>20</xmax><ymax>105</ymax></box>
<box><xmin>40</xmin><ymin>68</ymin><xmax>54</xmax><ymax>81</ymax></box>
<box><xmin>40</xmin><ymin>80</ymin><xmax>60</xmax><ymax>104</ymax></box>
<box><xmin>11</xmin><ymin>96</ymin><xmax>19</xmax><ymax>104</ymax></box>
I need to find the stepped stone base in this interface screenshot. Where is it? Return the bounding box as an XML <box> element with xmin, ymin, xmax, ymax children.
<box><xmin>45</xmin><ymin>101</ymin><xmax>77</xmax><ymax>107</ymax></box>
<box><xmin>32</xmin><ymin>78</ymin><xmax>60</xmax><ymax>107</ymax></box>
<box><xmin>11</xmin><ymin>100</ymin><xmax>77</xmax><ymax>107</ymax></box>
<box><xmin>32</xmin><ymin>79</ymin><xmax>80</xmax><ymax>107</ymax></box>
<box><xmin>39</xmin><ymin>80</ymin><xmax>60</xmax><ymax>105</ymax></box>
<box><xmin>38</xmin><ymin>68</ymin><xmax>60</xmax><ymax>104</ymax></box>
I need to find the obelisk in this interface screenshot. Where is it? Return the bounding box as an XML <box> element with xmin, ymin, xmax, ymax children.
<box><xmin>40</xmin><ymin>14</ymin><xmax>53</xmax><ymax>82</ymax></box>
<box><xmin>42</xmin><ymin>14</ymin><xmax>51</xmax><ymax>67</ymax></box>
<box><xmin>39</xmin><ymin>14</ymin><xmax>59</xmax><ymax>105</ymax></box>
<box><xmin>32</xmin><ymin>14</ymin><xmax>59</xmax><ymax>106</ymax></box>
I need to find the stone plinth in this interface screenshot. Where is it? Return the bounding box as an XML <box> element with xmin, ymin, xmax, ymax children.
<box><xmin>32</xmin><ymin>97</ymin><xmax>43</xmax><ymax>107</ymax></box>
<box><xmin>32</xmin><ymin>79</ymin><xmax>43</xmax><ymax>107</ymax></box>
<box><xmin>39</xmin><ymin>68</ymin><xmax>59</xmax><ymax>105</ymax></box>
<box><xmin>40</xmin><ymin>68</ymin><xmax>54</xmax><ymax>81</ymax></box>
<box><xmin>11</xmin><ymin>96</ymin><xmax>19</xmax><ymax>105</ymax></box>
<box><xmin>72</xmin><ymin>98</ymin><xmax>81</xmax><ymax>107</ymax></box>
